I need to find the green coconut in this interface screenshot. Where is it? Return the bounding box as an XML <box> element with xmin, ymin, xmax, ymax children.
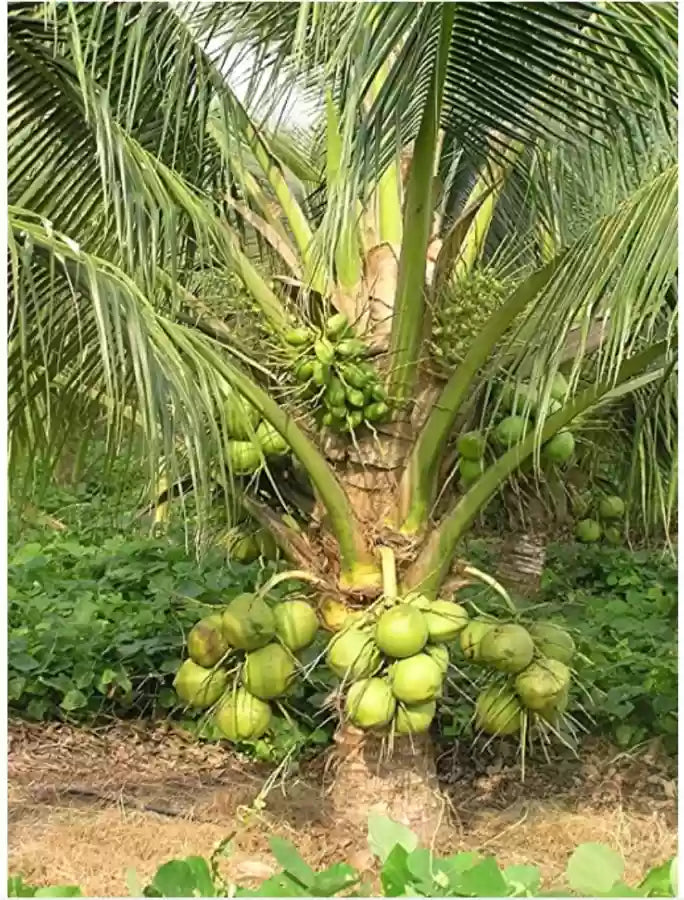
<box><xmin>599</xmin><ymin>495</ymin><xmax>625</xmax><ymax>520</ymax></box>
<box><xmin>395</xmin><ymin>700</ymin><xmax>437</xmax><ymax>735</ymax></box>
<box><xmin>537</xmin><ymin>684</ymin><xmax>569</xmax><ymax>723</ymax></box>
<box><xmin>187</xmin><ymin>614</ymin><xmax>230</xmax><ymax>668</ymax></box>
<box><xmin>495</xmin><ymin>415</ymin><xmax>528</xmax><ymax>449</ymax></box>
<box><xmin>243</xmin><ymin>643</ymin><xmax>296</xmax><ymax>700</ymax></box>
<box><xmin>475</xmin><ymin>685</ymin><xmax>522</xmax><ymax>735</ymax></box>
<box><xmin>223</xmin><ymin>390</ymin><xmax>260</xmax><ymax>439</ymax></box>
<box><xmin>375</xmin><ymin>605</ymin><xmax>428</xmax><ymax>658</ymax></box>
<box><xmin>515</xmin><ymin>659</ymin><xmax>571</xmax><ymax>711</ymax></box>
<box><xmin>254</xmin><ymin>528</ymin><xmax>278</xmax><ymax>560</ymax></box>
<box><xmin>221</xmin><ymin>593</ymin><xmax>276</xmax><ymax>651</ymax></box>
<box><xmin>480</xmin><ymin>624</ymin><xmax>534</xmax><ymax>674</ymax></box>
<box><xmin>459</xmin><ymin>620</ymin><xmax>494</xmax><ymax>663</ymax></box>
<box><xmin>255</xmin><ymin>421</ymin><xmax>289</xmax><ymax>456</ymax></box>
<box><xmin>543</xmin><ymin>430</ymin><xmax>575</xmax><ymax>465</ymax></box>
<box><xmin>326</xmin><ymin>628</ymin><xmax>382</xmax><ymax>681</ymax></box>
<box><xmin>575</xmin><ymin>518</ymin><xmax>601</xmax><ymax>543</ymax></box>
<box><xmin>550</xmin><ymin>373</ymin><xmax>569</xmax><ymax>401</ymax></box>
<box><xmin>232</xmin><ymin>534</ymin><xmax>259</xmax><ymax>563</ymax></box>
<box><xmin>426</xmin><ymin>644</ymin><xmax>450</xmax><ymax>674</ymax></box>
<box><xmin>423</xmin><ymin>600</ymin><xmax>469</xmax><ymax>643</ymax></box>
<box><xmin>401</xmin><ymin>591</ymin><xmax>432</xmax><ymax>611</ymax></box>
<box><xmin>457</xmin><ymin>431</ymin><xmax>487</xmax><ymax>460</ymax></box>
<box><xmin>459</xmin><ymin>458</ymin><xmax>484</xmax><ymax>486</ymax></box>
<box><xmin>345</xmin><ymin>677</ymin><xmax>396</xmax><ymax>730</ymax></box>
<box><xmin>274</xmin><ymin>600</ymin><xmax>319</xmax><ymax>652</ymax></box>
<box><xmin>501</xmin><ymin>382</ymin><xmax>537</xmax><ymax>415</ymax></box>
<box><xmin>390</xmin><ymin>653</ymin><xmax>443</xmax><ymax>704</ymax></box>
<box><xmin>173</xmin><ymin>660</ymin><xmax>228</xmax><ymax>709</ymax></box>
<box><xmin>603</xmin><ymin>525</ymin><xmax>623</xmax><ymax>545</ymax></box>
<box><xmin>224</xmin><ymin>441</ymin><xmax>262</xmax><ymax>475</ymax></box>
<box><xmin>529</xmin><ymin>622</ymin><xmax>575</xmax><ymax>665</ymax></box>
<box><xmin>214</xmin><ymin>688</ymin><xmax>272</xmax><ymax>741</ymax></box>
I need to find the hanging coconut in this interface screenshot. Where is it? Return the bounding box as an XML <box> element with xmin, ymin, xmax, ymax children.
<box><xmin>459</xmin><ymin>458</ymin><xmax>484</xmax><ymax>486</ymax></box>
<box><xmin>395</xmin><ymin>700</ymin><xmax>437</xmax><ymax>735</ymax></box>
<box><xmin>326</xmin><ymin>627</ymin><xmax>382</xmax><ymax>681</ymax></box>
<box><xmin>274</xmin><ymin>600</ymin><xmax>319</xmax><ymax>652</ymax></box>
<box><xmin>345</xmin><ymin>677</ymin><xmax>396</xmax><ymax>730</ymax></box>
<box><xmin>214</xmin><ymin>688</ymin><xmax>272</xmax><ymax>741</ymax></box>
<box><xmin>603</xmin><ymin>525</ymin><xmax>623</xmax><ymax>545</ymax></box>
<box><xmin>231</xmin><ymin>534</ymin><xmax>260</xmax><ymax>563</ymax></box>
<box><xmin>242</xmin><ymin>643</ymin><xmax>296</xmax><ymax>700</ymax></box>
<box><xmin>221</xmin><ymin>593</ymin><xmax>275</xmax><ymax>650</ymax></box>
<box><xmin>375</xmin><ymin>605</ymin><xmax>428</xmax><ymax>658</ymax></box>
<box><xmin>495</xmin><ymin>415</ymin><xmax>528</xmax><ymax>448</ymax></box>
<box><xmin>256</xmin><ymin>421</ymin><xmax>289</xmax><ymax>456</ymax></box>
<box><xmin>253</xmin><ymin>528</ymin><xmax>278</xmax><ymax>560</ymax></box>
<box><xmin>426</xmin><ymin>643</ymin><xmax>450</xmax><ymax>674</ymax></box>
<box><xmin>550</xmin><ymin>372</ymin><xmax>569</xmax><ymax>401</ymax></box>
<box><xmin>529</xmin><ymin>622</ymin><xmax>575</xmax><ymax>665</ymax></box>
<box><xmin>187</xmin><ymin>614</ymin><xmax>231</xmax><ymax>668</ymax></box>
<box><xmin>173</xmin><ymin>659</ymin><xmax>228</xmax><ymax>709</ymax></box>
<box><xmin>459</xmin><ymin>620</ymin><xmax>494</xmax><ymax>663</ymax></box>
<box><xmin>575</xmin><ymin>518</ymin><xmax>601</xmax><ymax>543</ymax></box>
<box><xmin>475</xmin><ymin>685</ymin><xmax>523</xmax><ymax>735</ymax></box>
<box><xmin>222</xmin><ymin>389</ymin><xmax>260</xmax><ymax>439</ymax></box>
<box><xmin>599</xmin><ymin>495</ymin><xmax>625</xmax><ymax>520</ymax></box>
<box><xmin>480</xmin><ymin>624</ymin><xmax>534</xmax><ymax>674</ymax></box>
<box><xmin>457</xmin><ymin>431</ymin><xmax>487</xmax><ymax>460</ymax></box>
<box><xmin>501</xmin><ymin>383</ymin><xmax>537</xmax><ymax>416</ymax></box>
<box><xmin>224</xmin><ymin>440</ymin><xmax>262</xmax><ymax>475</ymax></box>
<box><xmin>423</xmin><ymin>600</ymin><xmax>468</xmax><ymax>643</ymax></box>
<box><xmin>537</xmin><ymin>684</ymin><xmax>569</xmax><ymax>723</ymax></box>
<box><xmin>514</xmin><ymin>658</ymin><xmax>571</xmax><ymax>711</ymax></box>
<box><xmin>389</xmin><ymin>653</ymin><xmax>443</xmax><ymax>704</ymax></box>
<box><xmin>542</xmin><ymin>430</ymin><xmax>575</xmax><ymax>465</ymax></box>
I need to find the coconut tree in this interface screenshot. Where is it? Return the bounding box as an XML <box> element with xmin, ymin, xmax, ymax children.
<box><xmin>8</xmin><ymin>1</ymin><xmax>677</xmax><ymax>839</ymax></box>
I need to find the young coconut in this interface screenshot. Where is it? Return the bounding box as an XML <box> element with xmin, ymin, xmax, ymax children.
<box><xmin>242</xmin><ymin>643</ymin><xmax>296</xmax><ymax>700</ymax></box>
<box><xmin>575</xmin><ymin>518</ymin><xmax>601</xmax><ymax>543</ymax></box>
<box><xmin>375</xmin><ymin>605</ymin><xmax>428</xmax><ymax>658</ymax></box>
<box><xmin>423</xmin><ymin>600</ymin><xmax>469</xmax><ymax>643</ymax></box>
<box><xmin>255</xmin><ymin>420</ymin><xmax>289</xmax><ymax>456</ymax></box>
<box><xmin>515</xmin><ymin>658</ymin><xmax>571</xmax><ymax>711</ymax></box>
<box><xmin>529</xmin><ymin>622</ymin><xmax>576</xmax><ymax>665</ymax></box>
<box><xmin>459</xmin><ymin>458</ymin><xmax>484</xmax><ymax>487</ymax></box>
<box><xmin>603</xmin><ymin>525</ymin><xmax>623</xmax><ymax>545</ymax></box>
<box><xmin>495</xmin><ymin>415</ymin><xmax>528</xmax><ymax>449</ymax></box>
<box><xmin>214</xmin><ymin>688</ymin><xmax>272</xmax><ymax>741</ymax></box>
<box><xmin>456</xmin><ymin>430</ymin><xmax>487</xmax><ymax>460</ymax></box>
<box><xmin>187</xmin><ymin>614</ymin><xmax>231</xmax><ymax>668</ymax></box>
<box><xmin>345</xmin><ymin>677</ymin><xmax>396</xmax><ymax>730</ymax></box>
<box><xmin>542</xmin><ymin>430</ymin><xmax>575</xmax><ymax>465</ymax></box>
<box><xmin>599</xmin><ymin>495</ymin><xmax>625</xmax><ymax>520</ymax></box>
<box><xmin>173</xmin><ymin>659</ymin><xmax>228</xmax><ymax>709</ymax></box>
<box><xmin>274</xmin><ymin>600</ymin><xmax>319</xmax><ymax>652</ymax></box>
<box><xmin>326</xmin><ymin>627</ymin><xmax>382</xmax><ymax>681</ymax></box>
<box><xmin>222</xmin><ymin>389</ymin><xmax>260</xmax><ymax>439</ymax></box>
<box><xmin>224</xmin><ymin>440</ymin><xmax>262</xmax><ymax>475</ymax></box>
<box><xmin>221</xmin><ymin>593</ymin><xmax>275</xmax><ymax>650</ymax></box>
<box><xmin>389</xmin><ymin>653</ymin><xmax>443</xmax><ymax>704</ymax></box>
<box><xmin>537</xmin><ymin>684</ymin><xmax>569</xmax><ymax>724</ymax></box>
<box><xmin>426</xmin><ymin>643</ymin><xmax>450</xmax><ymax>674</ymax></box>
<box><xmin>395</xmin><ymin>700</ymin><xmax>437</xmax><ymax>735</ymax></box>
<box><xmin>231</xmin><ymin>534</ymin><xmax>259</xmax><ymax>563</ymax></box>
<box><xmin>480</xmin><ymin>624</ymin><xmax>534</xmax><ymax>674</ymax></box>
<box><xmin>459</xmin><ymin>620</ymin><xmax>494</xmax><ymax>663</ymax></box>
<box><xmin>475</xmin><ymin>685</ymin><xmax>522</xmax><ymax>736</ymax></box>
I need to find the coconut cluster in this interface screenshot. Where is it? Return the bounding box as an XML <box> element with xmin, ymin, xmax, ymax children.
<box><xmin>575</xmin><ymin>493</ymin><xmax>626</xmax><ymax>545</ymax></box>
<box><xmin>461</xmin><ymin>618</ymin><xmax>576</xmax><ymax>736</ymax></box>
<box><xmin>173</xmin><ymin>593</ymin><xmax>319</xmax><ymax>743</ymax></box>
<box><xmin>326</xmin><ymin>594</ymin><xmax>470</xmax><ymax>735</ymax></box>
<box><xmin>218</xmin><ymin>384</ymin><xmax>290</xmax><ymax>477</ymax></box>
<box><xmin>285</xmin><ymin>313</ymin><xmax>391</xmax><ymax>433</ymax></box>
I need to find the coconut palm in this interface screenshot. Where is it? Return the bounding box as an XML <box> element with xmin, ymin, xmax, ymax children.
<box><xmin>8</xmin><ymin>1</ymin><xmax>677</xmax><ymax>839</ymax></box>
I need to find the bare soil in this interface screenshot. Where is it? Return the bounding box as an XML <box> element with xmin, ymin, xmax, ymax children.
<box><xmin>8</xmin><ymin>720</ymin><xmax>677</xmax><ymax>897</ymax></box>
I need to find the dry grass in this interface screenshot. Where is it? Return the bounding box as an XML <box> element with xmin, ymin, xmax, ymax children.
<box><xmin>8</xmin><ymin>721</ymin><xmax>677</xmax><ymax>897</ymax></box>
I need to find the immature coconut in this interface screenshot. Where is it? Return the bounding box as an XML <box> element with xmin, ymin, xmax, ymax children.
<box><xmin>214</xmin><ymin>688</ymin><xmax>272</xmax><ymax>741</ymax></box>
<box><xmin>475</xmin><ymin>685</ymin><xmax>522</xmax><ymax>735</ymax></box>
<box><xmin>459</xmin><ymin>620</ymin><xmax>494</xmax><ymax>663</ymax></box>
<box><xmin>537</xmin><ymin>684</ymin><xmax>569</xmax><ymax>723</ymax></box>
<box><xmin>173</xmin><ymin>659</ymin><xmax>228</xmax><ymax>709</ymax></box>
<box><xmin>345</xmin><ymin>677</ymin><xmax>396</xmax><ymax>730</ymax></box>
<box><xmin>221</xmin><ymin>593</ymin><xmax>276</xmax><ymax>650</ymax></box>
<box><xmin>326</xmin><ymin>627</ymin><xmax>382</xmax><ymax>681</ymax></box>
<box><xmin>254</xmin><ymin>528</ymin><xmax>278</xmax><ymax>560</ymax></box>
<box><xmin>603</xmin><ymin>525</ymin><xmax>622</xmax><ymax>545</ymax></box>
<box><xmin>457</xmin><ymin>431</ymin><xmax>487</xmax><ymax>460</ymax></box>
<box><xmin>550</xmin><ymin>372</ymin><xmax>569</xmax><ymax>401</ymax></box>
<box><xmin>243</xmin><ymin>643</ymin><xmax>296</xmax><ymax>700</ymax></box>
<box><xmin>495</xmin><ymin>416</ymin><xmax>528</xmax><ymax>449</ymax></box>
<box><xmin>515</xmin><ymin>659</ymin><xmax>571</xmax><ymax>711</ymax></box>
<box><xmin>480</xmin><ymin>624</ymin><xmax>534</xmax><ymax>674</ymax></box>
<box><xmin>255</xmin><ymin>421</ymin><xmax>289</xmax><ymax>456</ymax></box>
<box><xmin>187</xmin><ymin>614</ymin><xmax>230</xmax><ymax>668</ymax></box>
<box><xmin>232</xmin><ymin>534</ymin><xmax>259</xmax><ymax>563</ymax></box>
<box><xmin>501</xmin><ymin>383</ymin><xmax>537</xmax><ymax>415</ymax></box>
<box><xmin>575</xmin><ymin>518</ymin><xmax>601</xmax><ymax>543</ymax></box>
<box><xmin>424</xmin><ymin>600</ymin><xmax>469</xmax><ymax>643</ymax></box>
<box><xmin>222</xmin><ymin>389</ymin><xmax>260</xmax><ymax>439</ymax></box>
<box><xmin>459</xmin><ymin>458</ymin><xmax>484</xmax><ymax>486</ymax></box>
<box><xmin>426</xmin><ymin>643</ymin><xmax>450</xmax><ymax>674</ymax></box>
<box><xmin>542</xmin><ymin>430</ymin><xmax>575</xmax><ymax>465</ymax></box>
<box><xmin>274</xmin><ymin>600</ymin><xmax>318</xmax><ymax>652</ymax></box>
<box><xmin>390</xmin><ymin>653</ymin><xmax>443</xmax><ymax>704</ymax></box>
<box><xmin>375</xmin><ymin>605</ymin><xmax>428</xmax><ymax>658</ymax></box>
<box><xmin>529</xmin><ymin>622</ymin><xmax>575</xmax><ymax>665</ymax></box>
<box><xmin>599</xmin><ymin>495</ymin><xmax>625</xmax><ymax>520</ymax></box>
<box><xmin>224</xmin><ymin>440</ymin><xmax>262</xmax><ymax>475</ymax></box>
<box><xmin>395</xmin><ymin>700</ymin><xmax>437</xmax><ymax>735</ymax></box>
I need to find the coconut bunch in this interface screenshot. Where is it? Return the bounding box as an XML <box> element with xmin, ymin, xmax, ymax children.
<box><xmin>220</xmin><ymin>385</ymin><xmax>290</xmax><ymax>476</ymax></box>
<box><xmin>326</xmin><ymin>594</ymin><xmax>470</xmax><ymax>736</ymax></box>
<box><xmin>285</xmin><ymin>313</ymin><xmax>391</xmax><ymax>433</ymax></box>
<box><xmin>575</xmin><ymin>493</ymin><xmax>626</xmax><ymax>545</ymax></box>
<box><xmin>458</xmin><ymin>618</ymin><xmax>577</xmax><ymax>737</ymax></box>
<box><xmin>173</xmin><ymin>593</ymin><xmax>319</xmax><ymax>743</ymax></box>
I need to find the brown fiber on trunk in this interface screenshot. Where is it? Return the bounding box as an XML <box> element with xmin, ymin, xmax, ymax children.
<box><xmin>327</xmin><ymin>724</ymin><xmax>448</xmax><ymax>845</ymax></box>
<box><xmin>496</xmin><ymin>530</ymin><xmax>547</xmax><ymax>600</ymax></box>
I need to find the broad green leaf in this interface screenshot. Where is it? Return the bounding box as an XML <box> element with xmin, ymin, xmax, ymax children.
<box><xmin>367</xmin><ymin>813</ymin><xmax>419</xmax><ymax>863</ymax></box>
<box><xmin>59</xmin><ymin>690</ymin><xmax>88</xmax><ymax>712</ymax></box>
<box><xmin>148</xmin><ymin>858</ymin><xmax>216</xmax><ymax>897</ymax></box>
<box><xmin>268</xmin><ymin>837</ymin><xmax>315</xmax><ymax>887</ymax></box>
<box><xmin>34</xmin><ymin>889</ymin><xmax>83</xmax><ymax>898</ymax></box>
<box><xmin>639</xmin><ymin>858</ymin><xmax>676</xmax><ymax>897</ymax></box>
<box><xmin>457</xmin><ymin>857</ymin><xmax>509</xmax><ymax>897</ymax></box>
<box><xmin>8</xmin><ymin>876</ymin><xmax>37</xmax><ymax>897</ymax></box>
<box><xmin>503</xmin><ymin>864</ymin><xmax>541</xmax><ymax>894</ymax></box>
<box><xmin>380</xmin><ymin>845</ymin><xmax>414</xmax><ymax>898</ymax></box>
<box><xmin>566</xmin><ymin>843</ymin><xmax>624</xmax><ymax>896</ymax></box>
<box><xmin>236</xmin><ymin>873</ymin><xmax>309</xmax><ymax>897</ymax></box>
<box><xmin>310</xmin><ymin>863</ymin><xmax>359</xmax><ymax>896</ymax></box>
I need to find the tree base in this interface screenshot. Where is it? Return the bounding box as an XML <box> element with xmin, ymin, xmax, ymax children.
<box><xmin>327</xmin><ymin>725</ymin><xmax>448</xmax><ymax>845</ymax></box>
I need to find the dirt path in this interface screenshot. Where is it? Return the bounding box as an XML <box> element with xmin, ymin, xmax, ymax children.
<box><xmin>8</xmin><ymin>720</ymin><xmax>677</xmax><ymax>897</ymax></box>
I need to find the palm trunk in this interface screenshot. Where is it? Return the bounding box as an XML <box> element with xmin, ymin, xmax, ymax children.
<box><xmin>496</xmin><ymin>530</ymin><xmax>547</xmax><ymax>600</ymax></box>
